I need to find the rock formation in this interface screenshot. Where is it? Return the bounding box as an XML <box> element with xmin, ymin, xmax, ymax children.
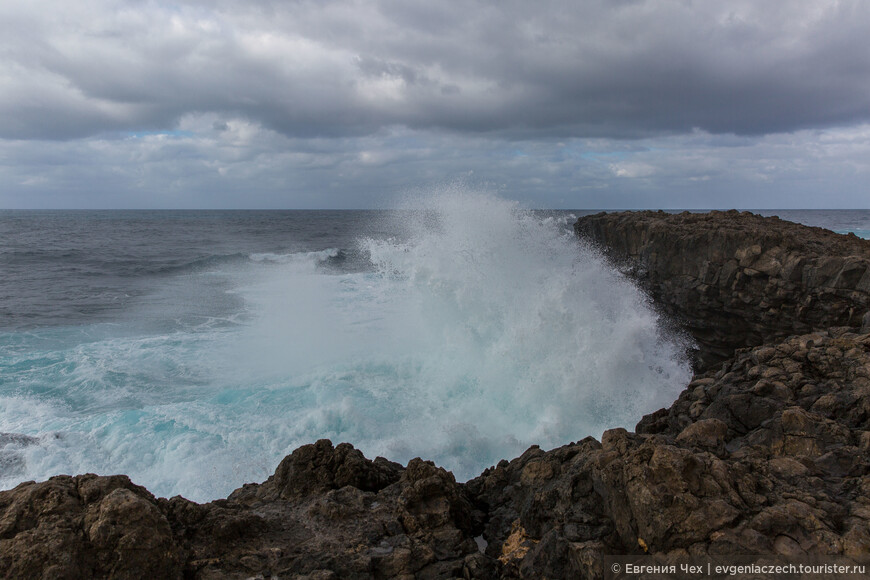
<box><xmin>469</xmin><ymin>329</ymin><xmax>870</xmax><ymax>577</ymax></box>
<box><xmin>0</xmin><ymin>441</ymin><xmax>489</xmax><ymax>579</ymax></box>
<box><xmin>575</xmin><ymin>210</ymin><xmax>870</xmax><ymax>368</ymax></box>
<box><xmin>2</xmin><ymin>211</ymin><xmax>869</xmax><ymax>578</ymax></box>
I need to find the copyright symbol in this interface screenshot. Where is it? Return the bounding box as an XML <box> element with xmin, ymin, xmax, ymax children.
<box><xmin>611</xmin><ymin>563</ymin><xmax>621</xmax><ymax>573</ymax></box>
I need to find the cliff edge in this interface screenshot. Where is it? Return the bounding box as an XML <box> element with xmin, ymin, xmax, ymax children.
<box><xmin>575</xmin><ymin>210</ymin><xmax>870</xmax><ymax>369</ymax></box>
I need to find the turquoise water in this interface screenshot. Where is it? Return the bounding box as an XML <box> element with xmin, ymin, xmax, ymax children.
<box><xmin>1</xmin><ymin>201</ymin><xmax>866</xmax><ymax>501</ymax></box>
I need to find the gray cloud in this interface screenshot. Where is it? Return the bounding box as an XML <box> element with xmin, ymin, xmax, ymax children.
<box><xmin>2</xmin><ymin>0</ymin><xmax>869</xmax><ymax>140</ymax></box>
<box><xmin>2</xmin><ymin>117</ymin><xmax>868</xmax><ymax>209</ymax></box>
<box><xmin>2</xmin><ymin>0</ymin><xmax>870</xmax><ymax>209</ymax></box>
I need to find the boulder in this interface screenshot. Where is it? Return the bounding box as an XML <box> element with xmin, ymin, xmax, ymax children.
<box><xmin>0</xmin><ymin>474</ymin><xmax>183</xmax><ymax>579</ymax></box>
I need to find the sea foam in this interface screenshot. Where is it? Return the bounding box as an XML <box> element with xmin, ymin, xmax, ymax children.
<box><xmin>1</xmin><ymin>192</ymin><xmax>691</xmax><ymax>501</ymax></box>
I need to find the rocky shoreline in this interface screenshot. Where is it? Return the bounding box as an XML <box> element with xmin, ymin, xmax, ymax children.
<box><xmin>2</xmin><ymin>211</ymin><xmax>869</xmax><ymax>578</ymax></box>
<box><xmin>575</xmin><ymin>210</ymin><xmax>870</xmax><ymax>369</ymax></box>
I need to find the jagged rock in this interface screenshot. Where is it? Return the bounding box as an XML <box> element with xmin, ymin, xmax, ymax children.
<box><xmin>0</xmin><ymin>474</ymin><xmax>183</xmax><ymax>579</ymax></box>
<box><xmin>1</xmin><ymin>440</ymin><xmax>489</xmax><ymax>579</ymax></box>
<box><xmin>236</xmin><ymin>438</ymin><xmax>404</xmax><ymax>501</ymax></box>
<box><xmin>575</xmin><ymin>210</ymin><xmax>870</xmax><ymax>368</ymax></box>
<box><xmin>468</xmin><ymin>330</ymin><xmax>870</xmax><ymax>577</ymax></box>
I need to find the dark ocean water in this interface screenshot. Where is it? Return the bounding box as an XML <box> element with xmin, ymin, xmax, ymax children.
<box><xmin>752</xmin><ymin>209</ymin><xmax>870</xmax><ymax>239</ymax></box>
<box><xmin>0</xmin><ymin>201</ymin><xmax>866</xmax><ymax>501</ymax></box>
<box><xmin>0</xmin><ymin>210</ymin><xmax>390</xmax><ymax>331</ymax></box>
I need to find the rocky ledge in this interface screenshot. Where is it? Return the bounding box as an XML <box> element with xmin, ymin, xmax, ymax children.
<box><xmin>575</xmin><ymin>210</ymin><xmax>870</xmax><ymax>369</ymax></box>
<box><xmin>2</xmin><ymin>211</ymin><xmax>869</xmax><ymax>579</ymax></box>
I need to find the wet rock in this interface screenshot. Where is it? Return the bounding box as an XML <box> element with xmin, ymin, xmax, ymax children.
<box><xmin>0</xmin><ymin>433</ymin><xmax>40</xmax><ymax>476</ymax></box>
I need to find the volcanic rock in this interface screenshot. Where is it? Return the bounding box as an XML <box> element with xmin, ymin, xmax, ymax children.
<box><xmin>0</xmin><ymin>474</ymin><xmax>183</xmax><ymax>579</ymax></box>
<box><xmin>575</xmin><ymin>210</ymin><xmax>870</xmax><ymax>368</ymax></box>
<box><xmin>468</xmin><ymin>329</ymin><xmax>870</xmax><ymax>577</ymax></box>
<box><xmin>1</xmin><ymin>440</ymin><xmax>489</xmax><ymax>579</ymax></box>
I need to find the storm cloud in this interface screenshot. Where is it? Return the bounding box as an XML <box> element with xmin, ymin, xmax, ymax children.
<box><xmin>1</xmin><ymin>0</ymin><xmax>869</xmax><ymax>207</ymax></box>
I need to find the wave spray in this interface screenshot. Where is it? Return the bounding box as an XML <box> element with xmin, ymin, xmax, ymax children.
<box><xmin>0</xmin><ymin>192</ymin><xmax>691</xmax><ymax>501</ymax></box>
<box><xmin>351</xmin><ymin>191</ymin><xmax>691</xmax><ymax>475</ymax></box>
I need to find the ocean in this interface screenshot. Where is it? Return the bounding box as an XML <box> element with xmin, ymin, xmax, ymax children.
<box><xmin>1</xmin><ymin>195</ymin><xmax>868</xmax><ymax>502</ymax></box>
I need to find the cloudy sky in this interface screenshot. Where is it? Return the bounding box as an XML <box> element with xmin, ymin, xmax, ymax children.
<box><xmin>1</xmin><ymin>0</ymin><xmax>869</xmax><ymax>209</ymax></box>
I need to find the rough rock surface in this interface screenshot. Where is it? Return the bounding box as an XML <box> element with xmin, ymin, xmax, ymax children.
<box><xmin>0</xmin><ymin>474</ymin><xmax>183</xmax><ymax>579</ymax></box>
<box><xmin>1</xmin><ymin>440</ymin><xmax>489</xmax><ymax>579</ymax></box>
<box><xmin>2</xmin><ymin>212</ymin><xmax>869</xmax><ymax>579</ymax></box>
<box><xmin>468</xmin><ymin>329</ymin><xmax>870</xmax><ymax>577</ymax></box>
<box><xmin>575</xmin><ymin>210</ymin><xmax>870</xmax><ymax>368</ymax></box>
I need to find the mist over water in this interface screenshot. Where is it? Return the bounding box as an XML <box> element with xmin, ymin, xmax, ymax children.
<box><xmin>1</xmin><ymin>194</ymin><xmax>692</xmax><ymax>501</ymax></box>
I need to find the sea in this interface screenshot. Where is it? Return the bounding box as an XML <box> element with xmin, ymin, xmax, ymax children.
<box><xmin>2</xmin><ymin>194</ymin><xmax>868</xmax><ymax>502</ymax></box>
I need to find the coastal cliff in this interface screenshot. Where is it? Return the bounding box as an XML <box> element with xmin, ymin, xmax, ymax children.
<box><xmin>2</xmin><ymin>211</ymin><xmax>869</xmax><ymax>579</ymax></box>
<box><xmin>575</xmin><ymin>210</ymin><xmax>870</xmax><ymax>369</ymax></box>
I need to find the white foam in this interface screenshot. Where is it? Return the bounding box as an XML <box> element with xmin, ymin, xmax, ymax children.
<box><xmin>0</xmin><ymin>192</ymin><xmax>691</xmax><ymax>501</ymax></box>
<box><xmin>248</xmin><ymin>248</ymin><xmax>340</xmax><ymax>265</ymax></box>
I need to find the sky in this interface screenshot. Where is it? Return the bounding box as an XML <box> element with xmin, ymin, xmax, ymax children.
<box><xmin>1</xmin><ymin>0</ymin><xmax>869</xmax><ymax>209</ymax></box>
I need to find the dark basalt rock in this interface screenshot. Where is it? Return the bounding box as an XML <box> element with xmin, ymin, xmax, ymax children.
<box><xmin>575</xmin><ymin>210</ymin><xmax>870</xmax><ymax>369</ymax></box>
<box><xmin>2</xmin><ymin>211</ymin><xmax>869</xmax><ymax>579</ymax></box>
<box><xmin>1</xmin><ymin>440</ymin><xmax>489</xmax><ymax>579</ymax></box>
<box><xmin>469</xmin><ymin>330</ymin><xmax>870</xmax><ymax>577</ymax></box>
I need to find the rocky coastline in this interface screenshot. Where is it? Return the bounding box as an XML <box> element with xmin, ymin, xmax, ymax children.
<box><xmin>2</xmin><ymin>211</ymin><xmax>869</xmax><ymax>579</ymax></box>
<box><xmin>575</xmin><ymin>210</ymin><xmax>870</xmax><ymax>369</ymax></box>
